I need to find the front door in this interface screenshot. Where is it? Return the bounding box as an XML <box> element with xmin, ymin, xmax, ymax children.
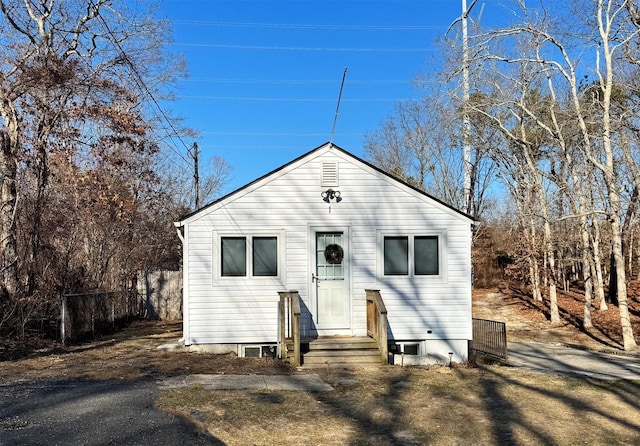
<box><xmin>314</xmin><ymin>231</ymin><xmax>350</xmax><ymax>331</ymax></box>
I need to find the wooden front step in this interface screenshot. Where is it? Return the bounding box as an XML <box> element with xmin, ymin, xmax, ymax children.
<box><xmin>302</xmin><ymin>336</ymin><xmax>383</xmax><ymax>368</ymax></box>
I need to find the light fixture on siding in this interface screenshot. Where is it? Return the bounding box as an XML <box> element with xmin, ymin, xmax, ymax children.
<box><xmin>321</xmin><ymin>188</ymin><xmax>341</xmax><ymax>203</ymax></box>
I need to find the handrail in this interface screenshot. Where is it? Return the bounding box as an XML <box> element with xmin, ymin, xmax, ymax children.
<box><xmin>366</xmin><ymin>289</ymin><xmax>388</xmax><ymax>364</ymax></box>
<box><xmin>278</xmin><ymin>290</ymin><xmax>301</xmax><ymax>367</ymax></box>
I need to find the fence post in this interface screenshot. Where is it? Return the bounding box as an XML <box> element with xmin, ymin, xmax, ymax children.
<box><xmin>91</xmin><ymin>295</ymin><xmax>96</xmax><ymax>338</ymax></box>
<box><xmin>60</xmin><ymin>293</ymin><xmax>67</xmax><ymax>346</ymax></box>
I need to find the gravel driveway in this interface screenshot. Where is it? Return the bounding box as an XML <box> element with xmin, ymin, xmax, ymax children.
<box><xmin>0</xmin><ymin>379</ymin><xmax>222</xmax><ymax>446</ymax></box>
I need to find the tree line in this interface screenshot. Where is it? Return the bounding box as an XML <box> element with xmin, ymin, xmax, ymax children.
<box><xmin>0</xmin><ymin>0</ymin><xmax>228</xmax><ymax>335</ymax></box>
<box><xmin>365</xmin><ymin>0</ymin><xmax>639</xmax><ymax>351</ymax></box>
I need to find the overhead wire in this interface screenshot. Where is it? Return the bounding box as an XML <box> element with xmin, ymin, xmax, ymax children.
<box><xmin>173</xmin><ymin>43</ymin><xmax>432</xmax><ymax>52</ymax></box>
<box><xmin>87</xmin><ymin>0</ymin><xmax>192</xmax><ymax>168</ymax></box>
<box><xmin>21</xmin><ymin>0</ymin><xmax>191</xmax><ymax>174</ymax></box>
<box><xmin>172</xmin><ymin>20</ymin><xmax>447</xmax><ymax>31</ymax></box>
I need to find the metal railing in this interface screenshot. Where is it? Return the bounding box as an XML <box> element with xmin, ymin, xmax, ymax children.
<box><xmin>472</xmin><ymin>318</ymin><xmax>508</xmax><ymax>360</ymax></box>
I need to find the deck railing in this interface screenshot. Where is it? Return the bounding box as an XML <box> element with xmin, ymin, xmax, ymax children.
<box><xmin>278</xmin><ymin>290</ymin><xmax>301</xmax><ymax>366</ymax></box>
<box><xmin>472</xmin><ymin>318</ymin><xmax>508</xmax><ymax>361</ymax></box>
<box><xmin>366</xmin><ymin>289</ymin><xmax>388</xmax><ymax>364</ymax></box>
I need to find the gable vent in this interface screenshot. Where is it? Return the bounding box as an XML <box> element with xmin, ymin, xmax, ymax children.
<box><xmin>321</xmin><ymin>162</ymin><xmax>339</xmax><ymax>187</ymax></box>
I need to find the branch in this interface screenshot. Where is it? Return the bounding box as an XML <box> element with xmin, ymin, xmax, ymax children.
<box><xmin>0</xmin><ymin>0</ymin><xmax>36</xmax><ymax>43</ymax></box>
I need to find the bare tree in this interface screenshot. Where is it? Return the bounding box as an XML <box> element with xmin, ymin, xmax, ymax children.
<box><xmin>469</xmin><ymin>0</ymin><xmax>638</xmax><ymax>350</ymax></box>
<box><xmin>364</xmin><ymin>91</ymin><xmax>495</xmax><ymax>219</ymax></box>
<box><xmin>0</xmin><ymin>1</ymin><xmax>211</xmax><ymax>334</ymax></box>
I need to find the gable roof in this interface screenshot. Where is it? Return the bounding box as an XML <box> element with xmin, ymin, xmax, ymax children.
<box><xmin>177</xmin><ymin>141</ymin><xmax>474</xmax><ymax>224</ymax></box>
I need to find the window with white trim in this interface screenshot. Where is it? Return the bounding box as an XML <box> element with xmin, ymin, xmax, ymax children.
<box><xmin>383</xmin><ymin>235</ymin><xmax>440</xmax><ymax>276</ymax></box>
<box><xmin>219</xmin><ymin>235</ymin><xmax>280</xmax><ymax>278</ymax></box>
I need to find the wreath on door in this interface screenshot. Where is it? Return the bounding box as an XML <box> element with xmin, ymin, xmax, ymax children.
<box><xmin>324</xmin><ymin>244</ymin><xmax>344</xmax><ymax>264</ymax></box>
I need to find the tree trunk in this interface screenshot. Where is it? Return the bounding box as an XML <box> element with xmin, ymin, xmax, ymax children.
<box><xmin>0</xmin><ymin>128</ymin><xmax>20</xmax><ymax>302</ymax></box>
<box><xmin>581</xmin><ymin>224</ymin><xmax>594</xmax><ymax>329</ymax></box>
<box><xmin>610</xmin><ymin>211</ymin><xmax>638</xmax><ymax>350</ymax></box>
<box><xmin>543</xmin><ymin>217</ymin><xmax>560</xmax><ymax>324</ymax></box>
<box><xmin>598</xmin><ymin>0</ymin><xmax>636</xmax><ymax>351</ymax></box>
<box><xmin>525</xmin><ymin>218</ymin><xmax>543</xmax><ymax>301</ymax></box>
<box><xmin>591</xmin><ymin>218</ymin><xmax>607</xmax><ymax>310</ymax></box>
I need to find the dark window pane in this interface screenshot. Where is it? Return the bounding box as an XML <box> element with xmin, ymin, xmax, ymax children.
<box><xmin>221</xmin><ymin>237</ymin><xmax>246</xmax><ymax>276</ymax></box>
<box><xmin>415</xmin><ymin>236</ymin><xmax>438</xmax><ymax>275</ymax></box>
<box><xmin>384</xmin><ymin>236</ymin><xmax>408</xmax><ymax>275</ymax></box>
<box><xmin>253</xmin><ymin>237</ymin><xmax>278</xmax><ymax>276</ymax></box>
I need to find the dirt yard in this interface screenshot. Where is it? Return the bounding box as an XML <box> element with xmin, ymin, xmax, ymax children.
<box><xmin>1</xmin><ymin>286</ymin><xmax>639</xmax><ymax>445</ymax></box>
<box><xmin>473</xmin><ymin>283</ymin><xmax>640</xmax><ymax>352</ymax></box>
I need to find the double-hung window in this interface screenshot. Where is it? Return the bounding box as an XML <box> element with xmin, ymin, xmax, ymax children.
<box><xmin>382</xmin><ymin>234</ymin><xmax>441</xmax><ymax>277</ymax></box>
<box><xmin>219</xmin><ymin>234</ymin><xmax>280</xmax><ymax>278</ymax></box>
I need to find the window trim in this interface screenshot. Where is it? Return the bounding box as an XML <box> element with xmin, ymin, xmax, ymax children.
<box><xmin>214</xmin><ymin>231</ymin><xmax>285</xmax><ymax>282</ymax></box>
<box><xmin>377</xmin><ymin>231</ymin><xmax>446</xmax><ymax>281</ymax></box>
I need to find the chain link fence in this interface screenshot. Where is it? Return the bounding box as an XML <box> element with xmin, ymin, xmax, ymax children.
<box><xmin>60</xmin><ymin>290</ymin><xmax>135</xmax><ymax>345</ymax></box>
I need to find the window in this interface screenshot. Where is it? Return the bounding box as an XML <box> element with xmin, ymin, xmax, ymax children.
<box><xmin>415</xmin><ymin>236</ymin><xmax>438</xmax><ymax>275</ymax></box>
<box><xmin>253</xmin><ymin>237</ymin><xmax>278</xmax><ymax>276</ymax></box>
<box><xmin>221</xmin><ymin>237</ymin><xmax>246</xmax><ymax>276</ymax></box>
<box><xmin>383</xmin><ymin>235</ymin><xmax>440</xmax><ymax>276</ymax></box>
<box><xmin>219</xmin><ymin>235</ymin><xmax>280</xmax><ymax>278</ymax></box>
<box><xmin>384</xmin><ymin>236</ymin><xmax>408</xmax><ymax>275</ymax></box>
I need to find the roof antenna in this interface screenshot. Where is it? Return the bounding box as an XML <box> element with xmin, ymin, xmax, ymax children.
<box><xmin>329</xmin><ymin>66</ymin><xmax>348</xmax><ymax>146</ymax></box>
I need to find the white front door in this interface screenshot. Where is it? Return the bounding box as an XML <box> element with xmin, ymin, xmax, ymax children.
<box><xmin>313</xmin><ymin>231</ymin><xmax>350</xmax><ymax>331</ymax></box>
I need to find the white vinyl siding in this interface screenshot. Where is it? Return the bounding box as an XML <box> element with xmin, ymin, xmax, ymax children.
<box><xmin>179</xmin><ymin>144</ymin><xmax>472</xmax><ymax>346</ymax></box>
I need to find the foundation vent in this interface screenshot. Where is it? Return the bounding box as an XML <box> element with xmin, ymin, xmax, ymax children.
<box><xmin>321</xmin><ymin>162</ymin><xmax>339</xmax><ymax>187</ymax></box>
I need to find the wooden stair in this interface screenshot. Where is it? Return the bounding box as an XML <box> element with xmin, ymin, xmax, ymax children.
<box><xmin>302</xmin><ymin>336</ymin><xmax>383</xmax><ymax>368</ymax></box>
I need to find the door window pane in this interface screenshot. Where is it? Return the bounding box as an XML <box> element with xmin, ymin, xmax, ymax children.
<box><xmin>384</xmin><ymin>236</ymin><xmax>408</xmax><ymax>275</ymax></box>
<box><xmin>253</xmin><ymin>237</ymin><xmax>277</xmax><ymax>276</ymax></box>
<box><xmin>317</xmin><ymin>232</ymin><xmax>344</xmax><ymax>280</ymax></box>
<box><xmin>221</xmin><ymin>237</ymin><xmax>246</xmax><ymax>276</ymax></box>
<box><xmin>415</xmin><ymin>236</ymin><xmax>439</xmax><ymax>275</ymax></box>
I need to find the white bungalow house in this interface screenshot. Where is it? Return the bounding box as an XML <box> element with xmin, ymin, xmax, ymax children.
<box><xmin>174</xmin><ymin>142</ymin><xmax>473</xmax><ymax>366</ymax></box>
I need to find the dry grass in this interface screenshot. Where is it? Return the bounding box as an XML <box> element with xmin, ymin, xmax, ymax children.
<box><xmin>157</xmin><ymin>366</ymin><xmax>640</xmax><ymax>446</ymax></box>
<box><xmin>0</xmin><ymin>320</ymin><xmax>296</xmax><ymax>384</ymax></box>
<box><xmin>2</xmin><ymin>288</ymin><xmax>640</xmax><ymax>445</ymax></box>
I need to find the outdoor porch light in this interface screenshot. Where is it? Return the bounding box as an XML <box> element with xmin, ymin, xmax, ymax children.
<box><xmin>321</xmin><ymin>188</ymin><xmax>341</xmax><ymax>203</ymax></box>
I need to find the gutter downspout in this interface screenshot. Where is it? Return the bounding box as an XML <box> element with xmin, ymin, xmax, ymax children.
<box><xmin>174</xmin><ymin>222</ymin><xmax>185</xmax><ymax>243</ymax></box>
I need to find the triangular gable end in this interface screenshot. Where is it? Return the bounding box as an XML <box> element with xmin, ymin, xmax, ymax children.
<box><xmin>176</xmin><ymin>142</ymin><xmax>474</xmax><ymax>226</ymax></box>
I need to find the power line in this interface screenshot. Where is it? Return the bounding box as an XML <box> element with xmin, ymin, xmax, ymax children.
<box><xmin>24</xmin><ymin>0</ymin><xmax>192</xmax><ymax>175</ymax></box>
<box><xmin>88</xmin><ymin>0</ymin><xmax>192</xmax><ymax>166</ymax></box>
<box><xmin>183</xmin><ymin>78</ymin><xmax>411</xmax><ymax>85</ymax></box>
<box><xmin>172</xmin><ymin>20</ymin><xmax>447</xmax><ymax>31</ymax></box>
<box><xmin>173</xmin><ymin>43</ymin><xmax>434</xmax><ymax>52</ymax></box>
<box><xmin>200</xmin><ymin>131</ymin><xmax>363</xmax><ymax>136</ymax></box>
<box><xmin>177</xmin><ymin>96</ymin><xmax>415</xmax><ymax>102</ymax></box>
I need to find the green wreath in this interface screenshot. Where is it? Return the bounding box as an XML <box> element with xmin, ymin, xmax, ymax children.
<box><xmin>324</xmin><ymin>244</ymin><xmax>344</xmax><ymax>264</ymax></box>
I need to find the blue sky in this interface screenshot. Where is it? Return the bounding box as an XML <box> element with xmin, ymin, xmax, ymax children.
<box><xmin>157</xmin><ymin>0</ymin><xmax>505</xmax><ymax>194</ymax></box>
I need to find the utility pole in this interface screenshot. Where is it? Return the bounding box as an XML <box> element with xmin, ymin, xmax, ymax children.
<box><xmin>190</xmin><ymin>142</ymin><xmax>200</xmax><ymax>210</ymax></box>
<box><xmin>462</xmin><ymin>0</ymin><xmax>476</xmax><ymax>217</ymax></box>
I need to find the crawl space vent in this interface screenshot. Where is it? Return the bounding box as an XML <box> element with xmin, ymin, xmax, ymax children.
<box><xmin>321</xmin><ymin>162</ymin><xmax>339</xmax><ymax>187</ymax></box>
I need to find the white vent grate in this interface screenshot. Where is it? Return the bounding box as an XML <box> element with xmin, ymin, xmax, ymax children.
<box><xmin>321</xmin><ymin>162</ymin><xmax>339</xmax><ymax>186</ymax></box>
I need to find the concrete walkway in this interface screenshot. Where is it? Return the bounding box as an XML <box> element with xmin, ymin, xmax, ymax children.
<box><xmin>159</xmin><ymin>374</ymin><xmax>335</xmax><ymax>391</ymax></box>
<box><xmin>507</xmin><ymin>341</ymin><xmax>640</xmax><ymax>380</ymax></box>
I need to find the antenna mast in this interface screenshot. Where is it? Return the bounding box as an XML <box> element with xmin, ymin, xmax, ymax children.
<box><xmin>330</xmin><ymin>66</ymin><xmax>348</xmax><ymax>145</ymax></box>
